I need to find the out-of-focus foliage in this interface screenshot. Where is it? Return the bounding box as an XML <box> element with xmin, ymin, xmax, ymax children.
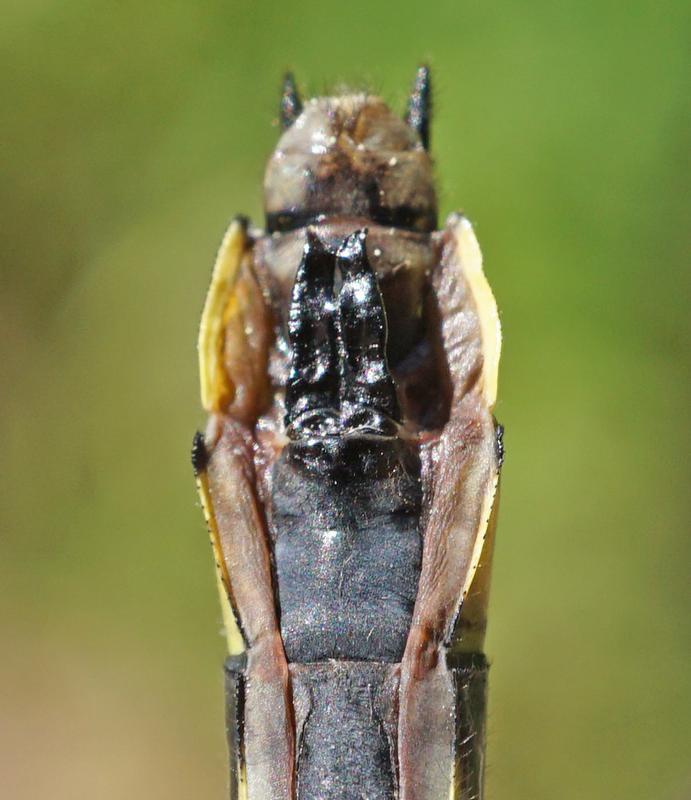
<box><xmin>1</xmin><ymin>1</ymin><xmax>689</xmax><ymax>797</ymax></box>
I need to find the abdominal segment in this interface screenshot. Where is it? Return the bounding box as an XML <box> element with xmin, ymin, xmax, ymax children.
<box><xmin>272</xmin><ymin>435</ymin><xmax>421</xmax><ymax>663</ymax></box>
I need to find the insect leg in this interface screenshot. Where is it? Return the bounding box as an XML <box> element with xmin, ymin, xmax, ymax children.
<box><xmin>337</xmin><ymin>229</ymin><xmax>401</xmax><ymax>432</ymax></box>
<box><xmin>284</xmin><ymin>229</ymin><xmax>340</xmax><ymax>436</ymax></box>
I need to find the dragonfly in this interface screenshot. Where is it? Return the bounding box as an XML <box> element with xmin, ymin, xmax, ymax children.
<box><xmin>192</xmin><ymin>66</ymin><xmax>503</xmax><ymax>800</ymax></box>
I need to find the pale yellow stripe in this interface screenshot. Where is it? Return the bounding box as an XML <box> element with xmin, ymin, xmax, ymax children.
<box><xmin>453</xmin><ymin>215</ymin><xmax>501</xmax><ymax>410</ymax></box>
<box><xmin>238</xmin><ymin>764</ymin><xmax>248</xmax><ymax>800</ymax></box>
<box><xmin>198</xmin><ymin>219</ymin><xmax>247</xmax><ymax>413</ymax></box>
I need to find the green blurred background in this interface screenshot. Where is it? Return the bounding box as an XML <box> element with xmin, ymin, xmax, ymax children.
<box><xmin>2</xmin><ymin>1</ymin><xmax>689</xmax><ymax>797</ymax></box>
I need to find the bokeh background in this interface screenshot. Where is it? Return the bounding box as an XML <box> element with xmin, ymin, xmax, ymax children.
<box><xmin>2</xmin><ymin>1</ymin><xmax>689</xmax><ymax>798</ymax></box>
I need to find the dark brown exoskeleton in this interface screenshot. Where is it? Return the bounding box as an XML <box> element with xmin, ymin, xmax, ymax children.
<box><xmin>193</xmin><ymin>67</ymin><xmax>502</xmax><ymax>800</ymax></box>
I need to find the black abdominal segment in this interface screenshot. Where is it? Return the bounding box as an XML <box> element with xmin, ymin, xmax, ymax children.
<box><xmin>272</xmin><ymin>434</ymin><xmax>421</xmax><ymax>663</ymax></box>
<box><xmin>291</xmin><ymin>663</ymin><xmax>397</xmax><ymax>800</ymax></box>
